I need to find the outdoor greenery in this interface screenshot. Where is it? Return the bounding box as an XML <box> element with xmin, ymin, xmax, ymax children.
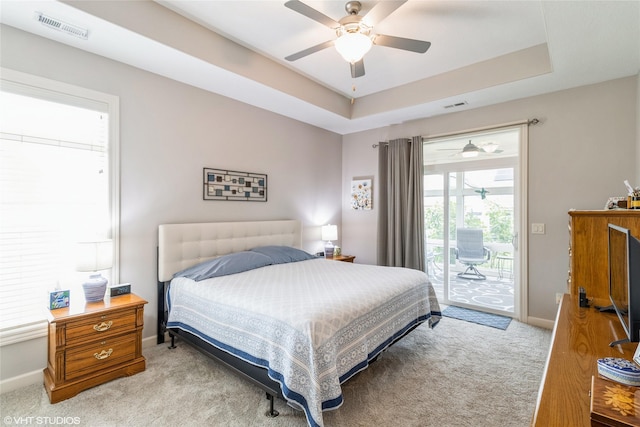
<box><xmin>425</xmin><ymin>197</ymin><xmax>514</xmax><ymax>267</ymax></box>
<box><xmin>424</xmin><ymin>166</ymin><xmax>515</xmax><ymax>273</ymax></box>
<box><xmin>486</xmin><ymin>202</ymin><xmax>514</xmax><ymax>244</ymax></box>
<box><xmin>425</xmin><ymin>199</ymin><xmax>513</xmax><ymax>243</ymax></box>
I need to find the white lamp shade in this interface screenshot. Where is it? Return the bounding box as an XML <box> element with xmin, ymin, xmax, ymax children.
<box><xmin>321</xmin><ymin>225</ymin><xmax>338</xmax><ymax>242</ymax></box>
<box><xmin>334</xmin><ymin>32</ymin><xmax>372</xmax><ymax>63</ymax></box>
<box><xmin>76</xmin><ymin>240</ymin><xmax>113</xmax><ymax>272</ymax></box>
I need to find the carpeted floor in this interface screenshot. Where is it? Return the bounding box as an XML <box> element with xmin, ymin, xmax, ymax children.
<box><xmin>1</xmin><ymin>317</ymin><xmax>551</xmax><ymax>427</ymax></box>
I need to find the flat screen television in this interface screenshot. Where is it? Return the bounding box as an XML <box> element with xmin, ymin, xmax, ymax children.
<box><xmin>608</xmin><ymin>223</ymin><xmax>640</xmax><ymax>346</ymax></box>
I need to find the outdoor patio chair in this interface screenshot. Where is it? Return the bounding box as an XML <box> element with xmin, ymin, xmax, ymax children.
<box><xmin>455</xmin><ymin>228</ymin><xmax>491</xmax><ymax>280</ymax></box>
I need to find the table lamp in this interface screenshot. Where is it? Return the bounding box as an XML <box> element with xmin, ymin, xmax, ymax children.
<box><xmin>321</xmin><ymin>224</ymin><xmax>338</xmax><ymax>258</ymax></box>
<box><xmin>76</xmin><ymin>239</ymin><xmax>113</xmax><ymax>302</ymax></box>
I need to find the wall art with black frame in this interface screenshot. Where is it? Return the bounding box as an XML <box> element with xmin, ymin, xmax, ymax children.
<box><xmin>203</xmin><ymin>167</ymin><xmax>267</xmax><ymax>202</ymax></box>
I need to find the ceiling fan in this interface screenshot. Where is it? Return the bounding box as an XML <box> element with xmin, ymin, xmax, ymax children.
<box><xmin>475</xmin><ymin>188</ymin><xmax>489</xmax><ymax>199</ymax></box>
<box><xmin>439</xmin><ymin>140</ymin><xmax>503</xmax><ymax>158</ymax></box>
<box><xmin>284</xmin><ymin>0</ymin><xmax>431</xmax><ymax>78</ymax></box>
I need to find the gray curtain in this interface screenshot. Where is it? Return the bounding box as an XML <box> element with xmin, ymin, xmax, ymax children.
<box><xmin>377</xmin><ymin>136</ymin><xmax>425</xmax><ymax>270</ymax></box>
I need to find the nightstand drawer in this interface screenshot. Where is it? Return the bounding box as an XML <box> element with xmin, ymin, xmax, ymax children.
<box><xmin>65</xmin><ymin>310</ymin><xmax>137</xmax><ymax>343</ymax></box>
<box><xmin>65</xmin><ymin>333</ymin><xmax>137</xmax><ymax>381</ymax></box>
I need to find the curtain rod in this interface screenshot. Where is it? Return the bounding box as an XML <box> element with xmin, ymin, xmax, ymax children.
<box><xmin>371</xmin><ymin>118</ymin><xmax>540</xmax><ymax>148</ymax></box>
<box><xmin>422</xmin><ymin>118</ymin><xmax>540</xmax><ymax>141</ymax></box>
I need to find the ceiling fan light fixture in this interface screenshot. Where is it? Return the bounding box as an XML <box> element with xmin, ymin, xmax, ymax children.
<box><xmin>334</xmin><ymin>31</ymin><xmax>372</xmax><ymax>63</ymax></box>
<box><xmin>482</xmin><ymin>142</ymin><xmax>499</xmax><ymax>153</ymax></box>
<box><xmin>461</xmin><ymin>142</ymin><xmax>480</xmax><ymax>158</ymax></box>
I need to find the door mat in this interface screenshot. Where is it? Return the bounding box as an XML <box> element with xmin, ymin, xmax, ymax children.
<box><xmin>442</xmin><ymin>306</ymin><xmax>512</xmax><ymax>330</ymax></box>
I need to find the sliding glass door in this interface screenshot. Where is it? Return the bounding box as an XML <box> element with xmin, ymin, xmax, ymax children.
<box><xmin>424</xmin><ymin>127</ymin><xmax>523</xmax><ymax>317</ymax></box>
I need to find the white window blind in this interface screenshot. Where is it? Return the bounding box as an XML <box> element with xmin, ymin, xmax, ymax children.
<box><xmin>0</xmin><ymin>82</ymin><xmax>113</xmax><ymax>344</ymax></box>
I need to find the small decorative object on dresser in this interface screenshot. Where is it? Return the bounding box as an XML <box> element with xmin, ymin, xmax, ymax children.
<box><xmin>43</xmin><ymin>293</ymin><xmax>147</xmax><ymax>403</ymax></box>
<box><xmin>624</xmin><ymin>180</ymin><xmax>640</xmax><ymax>210</ymax></box>
<box><xmin>48</xmin><ymin>289</ymin><xmax>70</xmax><ymax>310</ymax></box>
<box><xmin>590</xmin><ymin>376</ymin><xmax>640</xmax><ymax>426</ymax></box>
<box><xmin>109</xmin><ymin>282</ymin><xmax>131</xmax><ymax>297</ymax></box>
<box><xmin>606</xmin><ymin>197</ymin><xmax>628</xmax><ymax>210</ymax></box>
<box><xmin>597</xmin><ymin>357</ymin><xmax>640</xmax><ymax>386</ymax></box>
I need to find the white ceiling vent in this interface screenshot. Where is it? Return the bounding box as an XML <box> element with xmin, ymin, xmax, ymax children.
<box><xmin>35</xmin><ymin>12</ymin><xmax>88</xmax><ymax>40</ymax></box>
<box><xmin>443</xmin><ymin>101</ymin><xmax>468</xmax><ymax>109</ymax></box>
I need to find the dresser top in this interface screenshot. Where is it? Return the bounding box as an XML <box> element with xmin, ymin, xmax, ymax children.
<box><xmin>569</xmin><ymin>209</ymin><xmax>640</xmax><ymax>217</ymax></box>
<box><xmin>45</xmin><ymin>293</ymin><xmax>147</xmax><ymax>322</ymax></box>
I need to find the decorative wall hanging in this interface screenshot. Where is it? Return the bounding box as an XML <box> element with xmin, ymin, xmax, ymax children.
<box><xmin>203</xmin><ymin>168</ymin><xmax>267</xmax><ymax>202</ymax></box>
<box><xmin>351</xmin><ymin>177</ymin><xmax>372</xmax><ymax>210</ymax></box>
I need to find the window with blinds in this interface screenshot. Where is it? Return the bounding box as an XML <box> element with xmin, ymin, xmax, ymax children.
<box><xmin>0</xmin><ymin>72</ymin><xmax>118</xmax><ymax>345</ymax></box>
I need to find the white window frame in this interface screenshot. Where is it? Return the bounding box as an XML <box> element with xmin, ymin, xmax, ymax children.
<box><xmin>0</xmin><ymin>68</ymin><xmax>120</xmax><ymax>346</ymax></box>
<box><xmin>423</xmin><ymin>123</ymin><xmax>529</xmax><ymax>322</ymax></box>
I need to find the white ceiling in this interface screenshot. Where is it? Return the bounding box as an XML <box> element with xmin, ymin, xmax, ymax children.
<box><xmin>1</xmin><ymin>1</ymin><xmax>639</xmax><ymax>135</ymax></box>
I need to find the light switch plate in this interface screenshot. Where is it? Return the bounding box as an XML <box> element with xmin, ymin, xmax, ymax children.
<box><xmin>532</xmin><ymin>223</ymin><xmax>545</xmax><ymax>234</ymax></box>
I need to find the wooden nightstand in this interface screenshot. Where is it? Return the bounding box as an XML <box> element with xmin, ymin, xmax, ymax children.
<box><xmin>43</xmin><ymin>293</ymin><xmax>147</xmax><ymax>403</ymax></box>
<box><xmin>330</xmin><ymin>255</ymin><xmax>356</xmax><ymax>263</ymax></box>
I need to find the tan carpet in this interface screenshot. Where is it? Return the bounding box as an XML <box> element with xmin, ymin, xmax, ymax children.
<box><xmin>1</xmin><ymin>317</ymin><xmax>551</xmax><ymax>426</ymax></box>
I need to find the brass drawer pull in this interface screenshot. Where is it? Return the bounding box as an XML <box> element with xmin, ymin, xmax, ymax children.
<box><xmin>94</xmin><ymin>349</ymin><xmax>113</xmax><ymax>360</ymax></box>
<box><xmin>93</xmin><ymin>321</ymin><xmax>113</xmax><ymax>332</ymax></box>
<box><xmin>93</xmin><ymin>348</ymin><xmax>113</xmax><ymax>360</ymax></box>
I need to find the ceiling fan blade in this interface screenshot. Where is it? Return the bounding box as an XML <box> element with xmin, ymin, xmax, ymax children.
<box><xmin>285</xmin><ymin>40</ymin><xmax>334</xmax><ymax>61</ymax></box>
<box><xmin>350</xmin><ymin>59</ymin><xmax>365</xmax><ymax>78</ymax></box>
<box><xmin>363</xmin><ymin>1</ymin><xmax>407</xmax><ymax>27</ymax></box>
<box><xmin>284</xmin><ymin>0</ymin><xmax>340</xmax><ymax>28</ymax></box>
<box><xmin>374</xmin><ymin>34</ymin><xmax>431</xmax><ymax>53</ymax></box>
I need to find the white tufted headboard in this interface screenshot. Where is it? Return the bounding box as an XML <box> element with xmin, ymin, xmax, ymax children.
<box><xmin>158</xmin><ymin>220</ymin><xmax>302</xmax><ymax>282</ymax></box>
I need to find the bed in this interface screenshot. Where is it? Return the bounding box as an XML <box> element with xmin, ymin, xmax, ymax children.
<box><xmin>157</xmin><ymin>220</ymin><xmax>441</xmax><ymax>427</ymax></box>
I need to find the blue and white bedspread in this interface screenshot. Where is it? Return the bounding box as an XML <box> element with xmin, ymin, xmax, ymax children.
<box><xmin>167</xmin><ymin>258</ymin><xmax>441</xmax><ymax>427</ymax></box>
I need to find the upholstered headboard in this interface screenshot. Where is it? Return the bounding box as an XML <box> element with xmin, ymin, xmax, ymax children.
<box><xmin>157</xmin><ymin>220</ymin><xmax>302</xmax><ymax>282</ymax></box>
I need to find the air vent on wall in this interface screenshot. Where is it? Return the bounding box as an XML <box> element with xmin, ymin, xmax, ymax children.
<box><xmin>35</xmin><ymin>12</ymin><xmax>88</xmax><ymax>40</ymax></box>
<box><xmin>443</xmin><ymin>101</ymin><xmax>468</xmax><ymax>109</ymax></box>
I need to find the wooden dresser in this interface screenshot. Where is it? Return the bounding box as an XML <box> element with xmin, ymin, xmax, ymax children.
<box><xmin>532</xmin><ymin>294</ymin><xmax>637</xmax><ymax>426</ymax></box>
<box><xmin>43</xmin><ymin>294</ymin><xmax>147</xmax><ymax>403</ymax></box>
<box><xmin>568</xmin><ymin>210</ymin><xmax>640</xmax><ymax>301</ymax></box>
<box><xmin>534</xmin><ymin>210</ymin><xmax>640</xmax><ymax>425</ymax></box>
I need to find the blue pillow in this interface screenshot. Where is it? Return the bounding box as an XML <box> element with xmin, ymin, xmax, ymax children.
<box><xmin>173</xmin><ymin>251</ymin><xmax>273</xmax><ymax>281</ymax></box>
<box><xmin>250</xmin><ymin>245</ymin><xmax>316</xmax><ymax>264</ymax></box>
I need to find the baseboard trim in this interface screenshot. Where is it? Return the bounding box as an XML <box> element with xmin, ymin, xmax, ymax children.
<box><xmin>527</xmin><ymin>316</ymin><xmax>555</xmax><ymax>330</ymax></box>
<box><xmin>0</xmin><ymin>370</ymin><xmax>43</xmax><ymax>395</ymax></box>
<box><xmin>0</xmin><ymin>335</ymin><xmax>159</xmax><ymax>395</ymax></box>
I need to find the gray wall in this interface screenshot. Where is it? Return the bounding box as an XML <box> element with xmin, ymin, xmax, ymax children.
<box><xmin>341</xmin><ymin>76</ymin><xmax>639</xmax><ymax>323</ymax></box>
<box><xmin>0</xmin><ymin>26</ymin><xmax>343</xmax><ymax>383</ymax></box>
